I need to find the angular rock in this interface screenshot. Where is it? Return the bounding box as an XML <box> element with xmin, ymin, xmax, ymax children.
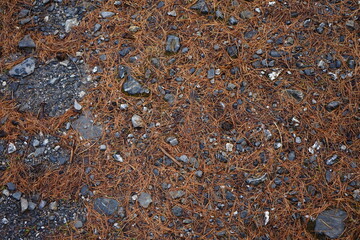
<box><xmin>94</xmin><ymin>198</ymin><xmax>119</xmax><ymax>215</ymax></box>
<box><xmin>325</xmin><ymin>101</ymin><xmax>340</xmax><ymax>112</ymax></box>
<box><xmin>138</xmin><ymin>192</ymin><xmax>152</xmax><ymax>208</ymax></box>
<box><xmin>285</xmin><ymin>89</ymin><xmax>304</xmax><ymax>102</ymax></box>
<box><xmin>122</xmin><ymin>75</ymin><xmax>150</xmax><ymax>96</ymax></box>
<box><xmin>20</xmin><ymin>198</ymin><xmax>28</xmax><ymax>212</ymax></box>
<box><xmin>6</xmin><ymin>182</ymin><xmax>16</xmax><ymax>191</ymax></box>
<box><xmin>72</xmin><ymin>111</ymin><xmax>103</xmax><ymax>140</ymax></box>
<box><xmin>9</xmin><ymin>57</ymin><xmax>36</xmax><ymax>77</ymax></box>
<box><xmin>131</xmin><ymin>114</ymin><xmax>145</xmax><ymax>128</ymax></box>
<box><xmin>325</xmin><ymin>154</ymin><xmax>339</xmax><ymax>166</ymax></box>
<box><xmin>18</xmin><ymin>35</ymin><xmax>36</xmax><ymax>50</ymax></box>
<box><xmin>100</xmin><ymin>11</ymin><xmax>115</xmax><ymax>18</ymax></box>
<box><xmin>240</xmin><ymin>10</ymin><xmax>253</xmax><ymax>19</ymax></box>
<box><xmin>65</xmin><ymin>18</ymin><xmax>79</xmax><ymax>33</ymax></box>
<box><xmin>226</xmin><ymin>46</ymin><xmax>238</xmax><ymax>58</ymax></box>
<box><xmin>190</xmin><ymin>0</ymin><xmax>209</xmax><ymax>14</ymax></box>
<box><xmin>172</xmin><ymin>206</ymin><xmax>183</xmax><ymax>217</ymax></box>
<box><xmin>165</xmin><ymin>35</ymin><xmax>181</xmax><ymax>54</ymax></box>
<box><xmin>314</xmin><ymin>209</ymin><xmax>347</xmax><ymax>239</ymax></box>
<box><xmin>246</xmin><ymin>173</ymin><xmax>267</xmax><ymax>186</ymax></box>
<box><xmin>169</xmin><ymin>190</ymin><xmax>186</xmax><ymax>199</ymax></box>
<box><xmin>166</xmin><ymin>136</ymin><xmax>179</xmax><ymax>146</ymax></box>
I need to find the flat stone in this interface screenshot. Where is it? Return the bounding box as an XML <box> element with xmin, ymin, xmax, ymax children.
<box><xmin>240</xmin><ymin>10</ymin><xmax>253</xmax><ymax>19</ymax></box>
<box><xmin>165</xmin><ymin>35</ymin><xmax>181</xmax><ymax>53</ymax></box>
<box><xmin>18</xmin><ymin>35</ymin><xmax>36</xmax><ymax>50</ymax></box>
<box><xmin>7</xmin><ymin>143</ymin><xmax>16</xmax><ymax>154</ymax></box>
<box><xmin>314</xmin><ymin>209</ymin><xmax>347</xmax><ymax>239</ymax></box>
<box><xmin>12</xmin><ymin>191</ymin><xmax>22</xmax><ymax>200</ymax></box>
<box><xmin>325</xmin><ymin>154</ymin><xmax>339</xmax><ymax>166</ymax></box>
<box><xmin>49</xmin><ymin>201</ymin><xmax>58</xmax><ymax>210</ymax></box>
<box><xmin>9</xmin><ymin>57</ymin><xmax>36</xmax><ymax>77</ymax></box>
<box><xmin>72</xmin><ymin>111</ymin><xmax>102</xmax><ymax>140</ymax></box>
<box><xmin>246</xmin><ymin>173</ymin><xmax>267</xmax><ymax>186</ymax></box>
<box><xmin>6</xmin><ymin>182</ymin><xmax>16</xmax><ymax>191</ymax></box>
<box><xmin>166</xmin><ymin>136</ymin><xmax>179</xmax><ymax>146</ymax></box>
<box><xmin>122</xmin><ymin>75</ymin><xmax>150</xmax><ymax>96</ymax></box>
<box><xmin>138</xmin><ymin>192</ymin><xmax>152</xmax><ymax>208</ymax></box>
<box><xmin>226</xmin><ymin>46</ymin><xmax>238</xmax><ymax>58</ymax></box>
<box><xmin>20</xmin><ymin>198</ymin><xmax>28</xmax><ymax>212</ymax></box>
<box><xmin>131</xmin><ymin>114</ymin><xmax>145</xmax><ymax>128</ymax></box>
<box><xmin>169</xmin><ymin>190</ymin><xmax>186</xmax><ymax>199</ymax></box>
<box><xmin>100</xmin><ymin>11</ymin><xmax>115</xmax><ymax>18</ymax></box>
<box><xmin>94</xmin><ymin>198</ymin><xmax>119</xmax><ymax>215</ymax></box>
<box><xmin>190</xmin><ymin>0</ymin><xmax>209</xmax><ymax>14</ymax></box>
<box><xmin>195</xmin><ymin>170</ymin><xmax>203</xmax><ymax>178</ymax></box>
<box><xmin>28</xmin><ymin>201</ymin><xmax>36</xmax><ymax>211</ymax></box>
<box><xmin>65</xmin><ymin>18</ymin><xmax>79</xmax><ymax>33</ymax></box>
<box><xmin>74</xmin><ymin>220</ymin><xmax>83</xmax><ymax>229</ymax></box>
<box><xmin>285</xmin><ymin>89</ymin><xmax>304</xmax><ymax>101</ymax></box>
<box><xmin>172</xmin><ymin>206</ymin><xmax>183</xmax><ymax>217</ymax></box>
<box><xmin>325</xmin><ymin>101</ymin><xmax>340</xmax><ymax>112</ymax></box>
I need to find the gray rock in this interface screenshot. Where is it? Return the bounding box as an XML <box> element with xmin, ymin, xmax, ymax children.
<box><xmin>190</xmin><ymin>0</ymin><xmax>209</xmax><ymax>14</ymax></box>
<box><xmin>49</xmin><ymin>201</ymin><xmax>58</xmax><ymax>210</ymax></box>
<box><xmin>244</xmin><ymin>29</ymin><xmax>258</xmax><ymax>39</ymax></box>
<box><xmin>269</xmin><ymin>50</ymin><xmax>283</xmax><ymax>58</ymax></box>
<box><xmin>28</xmin><ymin>201</ymin><xmax>36</xmax><ymax>211</ymax></box>
<box><xmin>195</xmin><ymin>170</ymin><xmax>203</xmax><ymax>178</ymax></box>
<box><xmin>164</xmin><ymin>94</ymin><xmax>175</xmax><ymax>103</ymax></box>
<box><xmin>100</xmin><ymin>11</ymin><xmax>115</xmax><ymax>18</ymax></box>
<box><xmin>169</xmin><ymin>190</ymin><xmax>186</xmax><ymax>199</ymax></box>
<box><xmin>72</xmin><ymin>111</ymin><xmax>102</xmax><ymax>140</ymax></box>
<box><xmin>131</xmin><ymin>114</ymin><xmax>145</xmax><ymax>128</ymax></box>
<box><xmin>240</xmin><ymin>10</ymin><xmax>253</xmax><ymax>19</ymax></box>
<box><xmin>172</xmin><ymin>206</ymin><xmax>183</xmax><ymax>217</ymax></box>
<box><xmin>6</xmin><ymin>182</ymin><xmax>16</xmax><ymax>191</ymax></box>
<box><xmin>178</xmin><ymin>155</ymin><xmax>188</xmax><ymax>163</ymax></box>
<box><xmin>94</xmin><ymin>198</ymin><xmax>119</xmax><ymax>215</ymax></box>
<box><xmin>225</xmin><ymin>191</ymin><xmax>236</xmax><ymax>201</ymax></box>
<box><xmin>33</xmin><ymin>147</ymin><xmax>45</xmax><ymax>157</ymax></box>
<box><xmin>246</xmin><ymin>173</ymin><xmax>267</xmax><ymax>186</ymax></box>
<box><xmin>138</xmin><ymin>192</ymin><xmax>152</xmax><ymax>208</ymax></box>
<box><xmin>7</xmin><ymin>142</ymin><xmax>16</xmax><ymax>154</ymax></box>
<box><xmin>9</xmin><ymin>57</ymin><xmax>36</xmax><ymax>77</ymax></box>
<box><xmin>74</xmin><ymin>100</ymin><xmax>82</xmax><ymax>111</ymax></box>
<box><xmin>325</xmin><ymin>154</ymin><xmax>338</xmax><ymax>166</ymax></box>
<box><xmin>38</xmin><ymin>200</ymin><xmax>46</xmax><ymax>209</ymax></box>
<box><xmin>166</xmin><ymin>136</ymin><xmax>179</xmax><ymax>146</ymax></box>
<box><xmin>215</xmin><ymin>10</ymin><xmax>224</xmax><ymax>19</ymax></box>
<box><xmin>228</xmin><ymin>16</ymin><xmax>238</xmax><ymax>25</ymax></box>
<box><xmin>20</xmin><ymin>198</ymin><xmax>28</xmax><ymax>212</ymax></box>
<box><xmin>325</xmin><ymin>101</ymin><xmax>340</xmax><ymax>112</ymax></box>
<box><xmin>345</xmin><ymin>20</ymin><xmax>356</xmax><ymax>30</ymax></box>
<box><xmin>314</xmin><ymin>209</ymin><xmax>347</xmax><ymax>239</ymax></box>
<box><xmin>165</xmin><ymin>35</ymin><xmax>181</xmax><ymax>53</ymax></box>
<box><xmin>99</xmin><ymin>145</ymin><xmax>107</xmax><ymax>151</ymax></box>
<box><xmin>123</xmin><ymin>75</ymin><xmax>150</xmax><ymax>96</ymax></box>
<box><xmin>288</xmin><ymin>151</ymin><xmax>296</xmax><ymax>161</ymax></box>
<box><xmin>18</xmin><ymin>35</ymin><xmax>36</xmax><ymax>50</ymax></box>
<box><xmin>226</xmin><ymin>46</ymin><xmax>238</xmax><ymax>58</ymax></box>
<box><xmin>285</xmin><ymin>89</ymin><xmax>304</xmax><ymax>101</ymax></box>
<box><xmin>74</xmin><ymin>220</ymin><xmax>83</xmax><ymax>229</ymax></box>
<box><xmin>94</xmin><ymin>23</ymin><xmax>102</xmax><ymax>33</ymax></box>
<box><xmin>12</xmin><ymin>192</ymin><xmax>22</xmax><ymax>200</ymax></box>
<box><xmin>207</xmin><ymin>68</ymin><xmax>215</xmax><ymax>79</ymax></box>
<box><xmin>65</xmin><ymin>18</ymin><xmax>79</xmax><ymax>33</ymax></box>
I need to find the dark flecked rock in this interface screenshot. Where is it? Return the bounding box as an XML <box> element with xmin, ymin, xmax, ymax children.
<box><xmin>94</xmin><ymin>198</ymin><xmax>119</xmax><ymax>216</ymax></box>
<box><xmin>122</xmin><ymin>75</ymin><xmax>150</xmax><ymax>96</ymax></box>
<box><xmin>215</xmin><ymin>10</ymin><xmax>224</xmax><ymax>19</ymax></box>
<box><xmin>226</xmin><ymin>46</ymin><xmax>238</xmax><ymax>58</ymax></box>
<box><xmin>9</xmin><ymin>57</ymin><xmax>36</xmax><ymax>77</ymax></box>
<box><xmin>119</xmin><ymin>47</ymin><xmax>132</xmax><ymax>57</ymax></box>
<box><xmin>118</xmin><ymin>65</ymin><xmax>130</xmax><ymax>79</ymax></box>
<box><xmin>165</xmin><ymin>35</ymin><xmax>181</xmax><ymax>53</ymax></box>
<box><xmin>314</xmin><ymin>209</ymin><xmax>347</xmax><ymax>239</ymax></box>
<box><xmin>228</xmin><ymin>16</ymin><xmax>238</xmax><ymax>25</ymax></box>
<box><xmin>325</xmin><ymin>154</ymin><xmax>339</xmax><ymax>166</ymax></box>
<box><xmin>172</xmin><ymin>206</ymin><xmax>183</xmax><ymax>217</ymax></box>
<box><xmin>225</xmin><ymin>191</ymin><xmax>236</xmax><ymax>201</ymax></box>
<box><xmin>285</xmin><ymin>89</ymin><xmax>304</xmax><ymax>101</ymax></box>
<box><xmin>190</xmin><ymin>0</ymin><xmax>209</xmax><ymax>14</ymax></box>
<box><xmin>246</xmin><ymin>173</ymin><xmax>267</xmax><ymax>186</ymax></box>
<box><xmin>72</xmin><ymin>111</ymin><xmax>103</xmax><ymax>140</ymax></box>
<box><xmin>244</xmin><ymin>29</ymin><xmax>258</xmax><ymax>39</ymax></box>
<box><xmin>6</xmin><ymin>182</ymin><xmax>16</xmax><ymax>191</ymax></box>
<box><xmin>325</xmin><ymin>101</ymin><xmax>340</xmax><ymax>112</ymax></box>
<box><xmin>18</xmin><ymin>35</ymin><xmax>36</xmax><ymax>50</ymax></box>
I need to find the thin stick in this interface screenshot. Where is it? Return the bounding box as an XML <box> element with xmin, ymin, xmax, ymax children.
<box><xmin>159</xmin><ymin>146</ymin><xmax>182</xmax><ymax>167</ymax></box>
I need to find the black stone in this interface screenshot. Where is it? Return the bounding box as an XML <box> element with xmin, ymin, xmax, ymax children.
<box><xmin>190</xmin><ymin>0</ymin><xmax>210</xmax><ymax>14</ymax></box>
<box><xmin>325</xmin><ymin>101</ymin><xmax>340</xmax><ymax>112</ymax></box>
<box><xmin>226</xmin><ymin>46</ymin><xmax>238</xmax><ymax>58</ymax></box>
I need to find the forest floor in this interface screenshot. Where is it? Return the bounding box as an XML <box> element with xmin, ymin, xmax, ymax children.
<box><xmin>0</xmin><ymin>0</ymin><xmax>359</xmax><ymax>239</ymax></box>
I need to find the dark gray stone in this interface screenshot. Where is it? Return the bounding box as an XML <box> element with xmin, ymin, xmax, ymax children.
<box><xmin>246</xmin><ymin>173</ymin><xmax>267</xmax><ymax>186</ymax></box>
<box><xmin>207</xmin><ymin>68</ymin><xmax>215</xmax><ymax>79</ymax></box>
<box><xmin>325</xmin><ymin>101</ymin><xmax>340</xmax><ymax>112</ymax></box>
<box><xmin>169</xmin><ymin>190</ymin><xmax>186</xmax><ymax>199</ymax></box>
<box><xmin>122</xmin><ymin>75</ymin><xmax>150</xmax><ymax>96</ymax></box>
<box><xmin>225</xmin><ymin>191</ymin><xmax>236</xmax><ymax>201</ymax></box>
<box><xmin>9</xmin><ymin>57</ymin><xmax>36</xmax><ymax>77</ymax></box>
<box><xmin>228</xmin><ymin>16</ymin><xmax>238</xmax><ymax>25</ymax></box>
<box><xmin>12</xmin><ymin>191</ymin><xmax>22</xmax><ymax>200</ymax></box>
<box><xmin>165</xmin><ymin>35</ymin><xmax>181</xmax><ymax>53</ymax></box>
<box><xmin>94</xmin><ymin>197</ymin><xmax>119</xmax><ymax>215</ymax></box>
<box><xmin>6</xmin><ymin>182</ymin><xmax>16</xmax><ymax>191</ymax></box>
<box><xmin>215</xmin><ymin>10</ymin><xmax>224</xmax><ymax>19</ymax></box>
<box><xmin>100</xmin><ymin>11</ymin><xmax>115</xmax><ymax>18</ymax></box>
<box><xmin>18</xmin><ymin>35</ymin><xmax>36</xmax><ymax>50</ymax></box>
<box><xmin>314</xmin><ymin>209</ymin><xmax>347</xmax><ymax>239</ymax></box>
<box><xmin>72</xmin><ymin>111</ymin><xmax>103</xmax><ymax>140</ymax></box>
<box><xmin>244</xmin><ymin>29</ymin><xmax>258</xmax><ymax>39</ymax></box>
<box><xmin>226</xmin><ymin>46</ymin><xmax>238</xmax><ymax>58</ymax></box>
<box><xmin>325</xmin><ymin>154</ymin><xmax>339</xmax><ymax>166</ymax></box>
<box><xmin>285</xmin><ymin>89</ymin><xmax>304</xmax><ymax>101</ymax></box>
<box><xmin>288</xmin><ymin>151</ymin><xmax>296</xmax><ymax>161</ymax></box>
<box><xmin>190</xmin><ymin>0</ymin><xmax>209</xmax><ymax>14</ymax></box>
<box><xmin>119</xmin><ymin>47</ymin><xmax>132</xmax><ymax>57</ymax></box>
<box><xmin>172</xmin><ymin>206</ymin><xmax>183</xmax><ymax>217</ymax></box>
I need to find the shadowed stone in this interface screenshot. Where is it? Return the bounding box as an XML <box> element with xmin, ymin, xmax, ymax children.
<box><xmin>122</xmin><ymin>75</ymin><xmax>150</xmax><ymax>96</ymax></box>
<box><xmin>315</xmin><ymin>209</ymin><xmax>347</xmax><ymax>239</ymax></box>
<box><xmin>94</xmin><ymin>198</ymin><xmax>119</xmax><ymax>216</ymax></box>
<box><xmin>18</xmin><ymin>35</ymin><xmax>36</xmax><ymax>50</ymax></box>
<box><xmin>9</xmin><ymin>58</ymin><xmax>36</xmax><ymax>77</ymax></box>
<box><xmin>190</xmin><ymin>0</ymin><xmax>210</xmax><ymax>14</ymax></box>
<box><xmin>165</xmin><ymin>35</ymin><xmax>181</xmax><ymax>53</ymax></box>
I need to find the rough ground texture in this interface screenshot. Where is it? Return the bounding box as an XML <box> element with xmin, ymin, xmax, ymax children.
<box><xmin>0</xmin><ymin>0</ymin><xmax>359</xmax><ymax>239</ymax></box>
